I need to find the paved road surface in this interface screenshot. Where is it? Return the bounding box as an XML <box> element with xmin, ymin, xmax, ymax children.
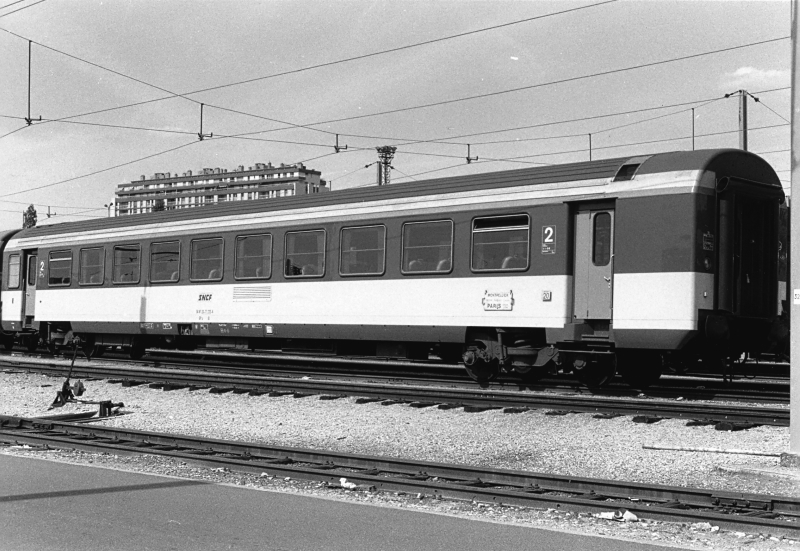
<box><xmin>0</xmin><ymin>454</ymin><xmax>685</xmax><ymax>551</ymax></box>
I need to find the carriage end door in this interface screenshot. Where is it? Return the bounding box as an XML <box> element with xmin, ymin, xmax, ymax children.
<box><xmin>573</xmin><ymin>209</ymin><xmax>614</xmax><ymax>320</ymax></box>
<box><xmin>23</xmin><ymin>253</ymin><xmax>37</xmax><ymax>324</ymax></box>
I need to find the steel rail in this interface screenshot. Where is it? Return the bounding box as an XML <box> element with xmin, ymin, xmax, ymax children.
<box><xmin>1</xmin><ymin>359</ymin><xmax>790</xmax><ymax>426</ymax></box>
<box><xmin>0</xmin><ymin>415</ymin><xmax>797</xmax><ymax>536</ymax></box>
<box><xmin>97</xmin><ymin>355</ymin><xmax>797</xmax><ymax>404</ymax></box>
<box><xmin>4</xmin><ymin>349</ymin><xmax>790</xmax><ymax>404</ymax></box>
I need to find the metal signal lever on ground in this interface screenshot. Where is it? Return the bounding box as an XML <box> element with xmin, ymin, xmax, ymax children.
<box><xmin>49</xmin><ymin>342</ymin><xmax>86</xmax><ymax>409</ymax></box>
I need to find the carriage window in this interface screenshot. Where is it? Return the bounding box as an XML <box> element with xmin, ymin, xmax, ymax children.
<box><xmin>285</xmin><ymin>230</ymin><xmax>325</xmax><ymax>277</ymax></box>
<box><xmin>402</xmin><ymin>220</ymin><xmax>453</xmax><ymax>274</ymax></box>
<box><xmin>593</xmin><ymin>212</ymin><xmax>612</xmax><ymax>266</ymax></box>
<box><xmin>191</xmin><ymin>239</ymin><xmax>223</xmax><ymax>281</ymax></box>
<box><xmin>151</xmin><ymin>241</ymin><xmax>180</xmax><ymax>283</ymax></box>
<box><xmin>471</xmin><ymin>215</ymin><xmax>529</xmax><ymax>271</ymax></box>
<box><xmin>113</xmin><ymin>245</ymin><xmax>140</xmax><ymax>284</ymax></box>
<box><xmin>7</xmin><ymin>254</ymin><xmax>20</xmax><ymax>289</ymax></box>
<box><xmin>340</xmin><ymin>225</ymin><xmax>385</xmax><ymax>276</ymax></box>
<box><xmin>48</xmin><ymin>250</ymin><xmax>72</xmax><ymax>286</ymax></box>
<box><xmin>235</xmin><ymin>234</ymin><xmax>272</xmax><ymax>279</ymax></box>
<box><xmin>79</xmin><ymin>248</ymin><xmax>104</xmax><ymax>285</ymax></box>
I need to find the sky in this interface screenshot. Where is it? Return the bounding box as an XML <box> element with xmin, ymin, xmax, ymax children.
<box><xmin>0</xmin><ymin>0</ymin><xmax>791</xmax><ymax>230</ymax></box>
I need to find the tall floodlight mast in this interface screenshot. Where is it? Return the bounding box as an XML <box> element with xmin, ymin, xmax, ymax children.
<box><xmin>376</xmin><ymin>146</ymin><xmax>397</xmax><ymax>185</ymax></box>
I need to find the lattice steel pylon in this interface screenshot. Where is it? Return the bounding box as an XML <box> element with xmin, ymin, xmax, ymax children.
<box><xmin>376</xmin><ymin>146</ymin><xmax>397</xmax><ymax>185</ymax></box>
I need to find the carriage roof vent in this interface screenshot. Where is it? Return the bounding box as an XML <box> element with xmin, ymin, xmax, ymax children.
<box><xmin>613</xmin><ymin>155</ymin><xmax>652</xmax><ymax>182</ymax></box>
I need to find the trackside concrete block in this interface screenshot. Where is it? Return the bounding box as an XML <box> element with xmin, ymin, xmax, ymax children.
<box><xmin>780</xmin><ymin>452</ymin><xmax>800</xmax><ymax>468</ymax></box>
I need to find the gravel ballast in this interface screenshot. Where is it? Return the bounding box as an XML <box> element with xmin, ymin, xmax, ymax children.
<box><xmin>2</xmin><ymin>367</ymin><xmax>799</xmax><ymax>550</ymax></box>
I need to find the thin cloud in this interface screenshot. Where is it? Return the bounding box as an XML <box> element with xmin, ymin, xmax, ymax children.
<box><xmin>721</xmin><ymin>66</ymin><xmax>789</xmax><ymax>90</ymax></box>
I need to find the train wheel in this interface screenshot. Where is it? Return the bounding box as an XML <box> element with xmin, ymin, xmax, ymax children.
<box><xmin>464</xmin><ymin>358</ymin><xmax>500</xmax><ymax>384</ymax></box>
<box><xmin>616</xmin><ymin>350</ymin><xmax>663</xmax><ymax>390</ymax></box>
<box><xmin>1</xmin><ymin>334</ymin><xmax>14</xmax><ymax>351</ymax></box>
<box><xmin>128</xmin><ymin>339</ymin><xmax>146</xmax><ymax>360</ymax></box>
<box><xmin>81</xmin><ymin>343</ymin><xmax>99</xmax><ymax>359</ymax></box>
<box><xmin>25</xmin><ymin>334</ymin><xmax>39</xmax><ymax>352</ymax></box>
<box><xmin>46</xmin><ymin>341</ymin><xmax>59</xmax><ymax>356</ymax></box>
<box><xmin>572</xmin><ymin>354</ymin><xmax>615</xmax><ymax>389</ymax></box>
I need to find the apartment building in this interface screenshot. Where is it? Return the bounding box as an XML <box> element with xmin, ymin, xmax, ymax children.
<box><xmin>114</xmin><ymin>162</ymin><xmax>327</xmax><ymax>215</ymax></box>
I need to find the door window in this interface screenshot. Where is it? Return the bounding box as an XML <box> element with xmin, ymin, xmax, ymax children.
<box><xmin>27</xmin><ymin>256</ymin><xmax>37</xmax><ymax>286</ymax></box>
<box><xmin>592</xmin><ymin>212</ymin><xmax>612</xmax><ymax>266</ymax></box>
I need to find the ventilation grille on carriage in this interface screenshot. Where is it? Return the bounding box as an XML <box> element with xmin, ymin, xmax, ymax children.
<box><xmin>233</xmin><ymin>286</ymin><xmax>272</xmax><ymax>302</ymax></box>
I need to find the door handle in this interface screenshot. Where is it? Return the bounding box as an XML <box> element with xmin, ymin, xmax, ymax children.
<box><xmin>603</xmin><ymin>276</ymin><xmax>611</xmax><ymax>282</ymax></box>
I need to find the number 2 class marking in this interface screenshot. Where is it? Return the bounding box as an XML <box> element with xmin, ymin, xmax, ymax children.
<box><xmin>541</xmin><ymin>225</ymin><xmax>556</xmax><ymax>254</ymax></box>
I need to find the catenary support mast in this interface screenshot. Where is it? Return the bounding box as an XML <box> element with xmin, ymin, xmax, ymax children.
<box><xmin>786</xmin><ymin>0</ymin><xmax>800</xmax><ymax>465</ymax></box>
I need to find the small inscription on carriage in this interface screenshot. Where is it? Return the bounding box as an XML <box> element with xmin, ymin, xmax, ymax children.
<box><xmin>703</xmin><ymin>231</ymin><xmax>714</xmax><ymax>251</ymax></box>
<box><xmin>483</xmin><ymin>290</ymin><xmax>514</xmax><ymax>311</ymax></box>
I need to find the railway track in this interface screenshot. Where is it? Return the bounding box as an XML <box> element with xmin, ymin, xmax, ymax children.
<box><xmin>1</xmin><ymin>355</ymin><xmax>789</xmax><ymax>427</ymax></box>
<box><xmin>7</xmin><ymin>346</ymin><xmax>791</xmax><ymax>403</ymax></box>
<box><xmin>0</xmin><ymin>414</ymin><xmax>797</xmax><ymax>537</ymax></box>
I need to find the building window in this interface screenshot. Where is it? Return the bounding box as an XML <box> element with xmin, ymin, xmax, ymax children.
<box><xmin>48</xmin><ymin>250</ymin><xmax>72</xmax><ymax>286</ymax></box>
<box><xmin>285</xmin><ymin>230</ymin><xmax>325</xmax><ymax>277</ymax></box>
<box><xmin>471</xmin><ymin>214</ymin><xmax>530</xmax><ymax>271</ymax></box>
<box><xmin>150</xmin><ymin>241</ymin><xmax>180</xmax><ymax>282</ymax></box>
<box><xmin>401</xmin><ymin>220</ymin><xmax>453</xmax><ymax>274</ymax></box>
<box><xmin>191</xmin><ymin>238</ymin><xmax>223</xmax><ymax>281</ymax></box>
<box><xmin>340</xmin><ymin>225</ymin><xmax>385</xmax><ymax>276</ymax></box>
<box><xmin>113</xmin><ymin>245</ymin><xmax>140</xmax><ymax>284</ymax></box>
<box><xmin>7</xmin><ymin>254</ymin><xmax>20</xmax><ymax>289</ymax></box>
<box><xmin>235</xmin><ymin>234</ymin><xmax>271</xmax><ymax>279</ymax></box>
<box><xmin>79</xmin><ymin>248</ymin><xmax>105</xmax><ymax>285</ymax></box>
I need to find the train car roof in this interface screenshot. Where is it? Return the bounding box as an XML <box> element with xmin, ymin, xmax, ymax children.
<box><xmin>15</xmin><ymin>148</ymin><xmax>781</xmax><ymax>240</ymax></box>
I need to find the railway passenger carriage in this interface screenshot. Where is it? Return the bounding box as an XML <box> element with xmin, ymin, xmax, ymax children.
<box><xmin>0</xmin><ymin>149</ymin><xmax>785</xmax><ymax>388</ymax></box>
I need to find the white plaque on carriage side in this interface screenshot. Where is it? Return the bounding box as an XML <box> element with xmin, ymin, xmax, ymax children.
<box><xmin>483</xmin><ymin>290</ymin><xmax>514</xmax><ymax>311</ymax></box>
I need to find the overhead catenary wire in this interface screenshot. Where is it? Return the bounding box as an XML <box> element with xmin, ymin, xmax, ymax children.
<box><xmin>218</xmin><ymin>39</ymin><xmax>790</xmax><ymax>145</ymax></box>
<box><xmin>388</xmin><ymin>123</ymin><xmax>788</xmax><ymax>165</ymax></box>
<box><xmin>288</xmin><ymin>36</ymin><xmax>789</xmax><ymax>130</ymax></box>
<box><xmin>356</xmin><ymin>86</ymin><xmax>792</xmax><ymax>146</ymax></box>
<box><xmin>3</xmin><ymin>86</ymin><xmax>784</xmax><ymax>154</ymax></box>
<box><xmin>0</xmin><ymin>0</ymin><xmax>31</xmax><ymax>10</ymax></box>
<box><xmin>0</xmin><ymin>140</ymin><xmax>199</xmax><ymax>199</ymax></box>
<box><xmin>0</xmin><ymin>28</ymin><xmax>328</xmax><ymax>139</ymax></box>
<box><xmin>0</xmin><ymin>0</ymin><xmax>46</xmax><ymax>19</ymax></box>
<box><xmin>745</xmin><ymin>91</ymin><xmax>791</xmax><ymax>124</ymax></box>
<box><xmin>0</xmin><ymin>26</ymin><xmax>787</xmax><ymax>148</ymax></box>
<box><xmin>0</xmin><ymin>17</ymin><xmax>787</xmax><ymax>209</ymax></box>
<box><xmin>1</xmin><ymin>112</ymin><xmax>785</xmax><ymax>203</ymax></box>
<box><xmin>0</xmin><ymin>1</ymin><xmax>617</xmax><ymax>137</ymax></box>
